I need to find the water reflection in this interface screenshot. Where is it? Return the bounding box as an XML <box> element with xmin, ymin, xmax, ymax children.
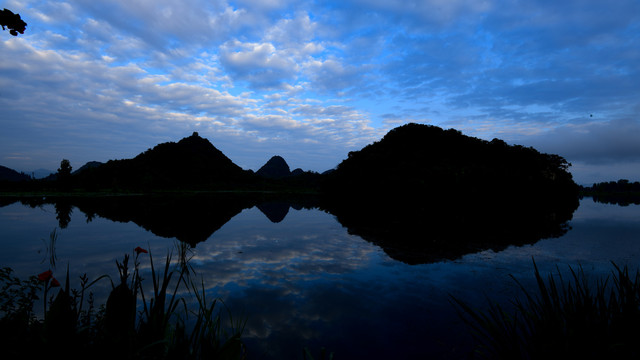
<box><xmin>0</xmin><ymin>196</ymin><xmax>639</xmax><ymax>359</ymax></box>
<box><xmin>54</xmin><ymin>200</ymin><xmax>73</xmax><ymax>229</ymax></box>
<box><xmin>1</xmin><ymin>193</ymin><xmax>579</xmax><ymax>265</ymax></box>
<box><xmin>256</xmin><ymin>201</ymin><xmax>290</xmax><ymax>223</ymax></box>
<box><xmin>322</xmin><ymin>193</ymin><xmax>579</xmax><ymax>264</ymax></box>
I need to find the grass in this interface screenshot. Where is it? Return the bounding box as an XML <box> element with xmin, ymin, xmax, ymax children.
<box><xmin>11</xmin><ymin>244</ymin><xmax>636</xmax><ymax>359</ymax></box>
<box><xmin>0</xmin><ymin>244</ymin><xmax>246</xmax><ymax>359</ymax></box>
<box><xmin>451</xmin><ymin>259</ymin><xmax>640</xmax><ymax>359</ymax></box>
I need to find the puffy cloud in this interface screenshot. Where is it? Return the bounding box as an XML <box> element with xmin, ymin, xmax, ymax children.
<box><xmin>219</xmin><ymin>40</ymin><xmax>299</xmax><ymax>89</ymax></box>
<box><xmin>305</xmin><ymin>58</ymin><xmax>368</xmax><ymax>93</ymax></box>
<box><xmin>1</xmin><ymin>0</ymin><xmax>639</xmax><ymax>182</ymax></box>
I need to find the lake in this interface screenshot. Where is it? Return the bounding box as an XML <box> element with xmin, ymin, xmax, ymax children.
<box><xmin>1</xmin><ymin>196</ymin><xmax>639</xmax><ymax>359</ymax></box>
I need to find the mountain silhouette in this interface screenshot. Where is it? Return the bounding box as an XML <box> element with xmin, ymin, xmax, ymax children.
<box><xmin>73</xmin><ymin>161</ymin><xmax>103</xmax><ymax>174</ymax></box>
<box><xmin>323</xmin><ymin>123</ymin><xmax>578</xmax><ymax>202</ymax></box>
<box><xmin>0</xmin><ymin>165</ymin><xmax>30</xmax><ymax>181</ymax></box>
<box><xmin>256</xmin><ymin>156</ymin><xmax>291</xmax><ymax>179</ymax></box>
<box><xmin>76</xmin><ymin>132</ymin><xmax>254</xmax><ymax>190</ymax></box>
<box><xmin>319</xmin><ymin>122</ymin><xmax>580</xmax><ymax>264</ymax></box>
<box><xmin>3</xmin><ymin>123</ymin><xmax>581</xmax><ymax>201</ymax></box>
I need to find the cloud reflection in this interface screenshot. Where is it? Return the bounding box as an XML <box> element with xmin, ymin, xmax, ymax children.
<box><xmin>186</xmin><ymin>207</ymin><xmax>381</xmax><ymax>292</ymax></box>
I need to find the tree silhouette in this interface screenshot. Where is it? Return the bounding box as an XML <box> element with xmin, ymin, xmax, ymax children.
<box><xmin>57</xmin><ymin>159</ymin><xmax>72</xmax><ymax>178</ymax></box>
<box><xmin>0</xmin><ymin>8</ymin><xmax>27</xmax><ymax>36</ymax></box>
<box><xmin>56</xmin><ymin>159</ymin><xmax>73</xmax><ymax>191</ymax></box>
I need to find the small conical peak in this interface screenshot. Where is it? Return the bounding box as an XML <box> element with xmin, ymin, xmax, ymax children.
<box><xmin>256</xmin><ymin>155</ymin><xmax>291</xmax><ymax>178</ymax></box>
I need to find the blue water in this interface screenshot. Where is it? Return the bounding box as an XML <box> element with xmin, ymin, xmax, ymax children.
<box><xmin>1</xmin><ymin>198</ymin><xmax>639</xmax><ymax>359</ymax></box>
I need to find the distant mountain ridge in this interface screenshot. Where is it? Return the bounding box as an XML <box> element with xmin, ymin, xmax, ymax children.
<box><xmin>32</xmin><ymin>168</ymin><xmax>54</xmax><ymax>179</ymax></box>
<box><xmin>2</xmin><ymin>124</ymin><xmax>580</xmax><ymax>199</ymax></box>
<box><xmin>0</xmin><ymin>165</ymin><xmax>30</xmax><ymax>181</ymax></box>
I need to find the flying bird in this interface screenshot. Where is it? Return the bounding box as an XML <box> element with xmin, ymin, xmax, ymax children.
<box><xmin>0</xmin><ymin>8</ymin><xmax>27</xmax><ymax>36</ymax></box>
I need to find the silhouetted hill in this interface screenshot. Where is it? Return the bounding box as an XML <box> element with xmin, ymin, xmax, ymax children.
<box><xmin>320</xmin><ymin>123</ymin><xmax>580</xmax><ymax>264</ymax></box>
<box><xmin>256</xmin><ymin>156</ymin><xmax>291</xmax><ymax>178</ymax></box>
<box><xmin>73</xmin><ymin>161</ymin><xmax>103</xmax><ymax>174</ymax></box>
<box><xmin>0</xmin><ymin>165</ymin><xmax>30</xmax><ymax>181</ymax></box>
<box><xmin>75</xmin><ymin>132</ymin><xmax>255</xmax><ymax>190</ymax></box>
<box><xmin>324</xmin><ymin>123</ymin><xmax>578</xmax><ymax>201</ymax></box>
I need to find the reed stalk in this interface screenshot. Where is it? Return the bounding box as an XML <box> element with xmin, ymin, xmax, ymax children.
<box><xmin>451</xmin><ymin>259</ymin><xmax>640</xmax><ymax>359</ymax></box>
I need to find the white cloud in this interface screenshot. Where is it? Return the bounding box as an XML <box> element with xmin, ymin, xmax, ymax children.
<box><xmin>305</xmin><ymin>58</ymin><xmax>366</xmax><ymax>92</ymax></box>
<box><xmin>219</xmin><ymin>40</ymin><xmax>299</xmax><ymax>89</ymax></box>
<box><xmin>1</xmin><ymin>0</ymin><xmax>639</xmax><ymax>183</ymax></box>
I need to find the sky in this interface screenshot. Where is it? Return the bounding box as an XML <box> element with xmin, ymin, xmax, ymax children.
<box><xmin>0</xmin><ymin>0</ymin><xmax>639</xmax><ymax>185</ymax></box>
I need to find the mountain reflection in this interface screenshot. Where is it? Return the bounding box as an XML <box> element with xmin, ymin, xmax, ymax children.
<box><xmin>322</xmin><ymin>194</ymin><xmax>579</xmax><ymax>264</ymax></box>
<box><xmin>256</xmin><ymin>201</ymin><xmax>290</xmax><ymax>223</ymax></box>
<box><xmin>2</xmin><ymin>193</ymin><xmax>579</xmax><ymax>264</ymax></box>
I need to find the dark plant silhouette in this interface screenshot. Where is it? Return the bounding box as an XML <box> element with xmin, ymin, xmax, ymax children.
<box><xmin>452</xmin><ymin>260</ymin><xmax>640</xmax><ymax>359</ymax></box>
<box><xmin>56</xmin><ymin>159</ymin><xmax>73</xmax><ymax>191</ymax></box>
<box><xmin>57</xmin><ymin>159</ymin><xmax>72</xmax><ymax>178</ymax></box>
<box><xmin>1</xmin><ymin>8</ymin><xmax>27</xmax><ymax>36</ymax></box>
<box><xmin>0</xmin><ymin>245</ymin><xmax>246</xmax><ymax>359</ymax></box>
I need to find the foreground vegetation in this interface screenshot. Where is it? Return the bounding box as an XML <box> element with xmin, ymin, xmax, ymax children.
<box><xmin>452</xmin><ymin>260</ymin><xmax>640</xmax><ymax>359</ymax></box>
<box><xmin>0</xmin><ymin>245</ymin><xmax>246</xmax><ymax>359</ymax></box>
<box><xmin>4</xmin><ymin>234</ymin><xmax>639</xmax><ymax>359</ymax></box>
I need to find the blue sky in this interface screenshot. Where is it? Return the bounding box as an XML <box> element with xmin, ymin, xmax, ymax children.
<box><xmin>1</xmin><ymin>0</ymin><xmax>639</xmax><ymax>184</ymax></box>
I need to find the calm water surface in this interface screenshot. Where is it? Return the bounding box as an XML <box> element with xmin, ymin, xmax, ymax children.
<box><xmin>1</xmin><ymin>198</ymin><xmax>639</xmax><ymax>359</ymax></box>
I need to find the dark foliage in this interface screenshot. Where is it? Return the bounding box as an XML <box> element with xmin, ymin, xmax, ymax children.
<box><xmin>452</xmin><ymin>260</ymin><xmax>640</xmax><ymax>359</ymax></box>
<box><xmin>0</xmin><ymin>8</ymin><xmax>26</xmax><ymax>36</ymax></box>
<box><xmin>581</xmin><ymin>179</ymin><xmax>640</xmax><ymax>206</ymax></box>
<box><xmin>0</xmin><ymin>251</ymin><xmax>246</xmax><ymax>359</ymax></box>
<box><xmin>323</xmin><ymin>123</ymin><xmax>578</xmax><ymax>202</ymax></box>
<box><xmin>319</xmin><ymin>123</ymin><xmax>579</xmax><ymax>263</ymax></box>
<box><xmin>56</xmin><ymin>159</ymin><xmax>73</xmax><ymax>191</ymax></box>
